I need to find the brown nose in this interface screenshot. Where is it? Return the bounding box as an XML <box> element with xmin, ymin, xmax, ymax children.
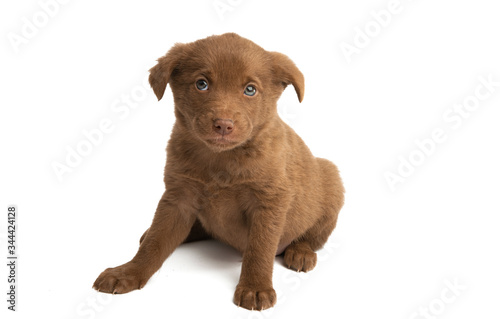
<box><xmin>213</xmin><ymin>119</ymin><xmax>234</xmax><ymax>136</ymax></box>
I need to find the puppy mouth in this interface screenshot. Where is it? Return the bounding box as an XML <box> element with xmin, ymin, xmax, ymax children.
<box><xmin>207</xmin><ymin>136</ymin><xmax>238</xmax><ymax>147</ymax></box>
<box><xmin>191</xmin><ymin>115</ymin><xmax>252</xmax><ymax>151</ymax></box>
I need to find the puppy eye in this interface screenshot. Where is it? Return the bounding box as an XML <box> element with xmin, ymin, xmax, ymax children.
<box><xmin>244</xmin><ymin>85</ymin><xmax>256</xmax><ymax>96</ymax></box>
<box><xmin>195</xmin><ymin>79</ymin><xmax>208</xmax><ymax>91</ymax></box>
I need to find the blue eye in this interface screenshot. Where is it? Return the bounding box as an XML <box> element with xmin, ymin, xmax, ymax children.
<box><xmin>244</xmin><ymin>85</ymin><xmax>256</xmax><ymax>96</ymax></box>
<box><xmin>196</xmin><ymin>79</ymin><xmax>208</xmax><ymax>91</ymax></box>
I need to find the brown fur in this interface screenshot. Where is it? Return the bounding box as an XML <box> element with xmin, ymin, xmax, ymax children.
<box><xmin>93</xmin><ymin>33</ymin><xmax>344</xmax><ymax>311</ymax></box>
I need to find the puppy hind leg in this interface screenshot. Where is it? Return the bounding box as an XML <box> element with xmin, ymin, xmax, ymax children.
<box><xmin>284</xmin><ymin>158</ymin><xmax>344</xmax><ymax>272</ymax></box>
<box><xmin>284</xmin><ymin>213</ymin><xmax>337</xmax><ymax>272</ymax></box>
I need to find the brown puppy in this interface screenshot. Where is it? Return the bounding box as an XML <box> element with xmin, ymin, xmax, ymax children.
<box><xmin>93</xmin><ymin>33</ymin><xmax>344</xmax><ymax>310</ymax></box>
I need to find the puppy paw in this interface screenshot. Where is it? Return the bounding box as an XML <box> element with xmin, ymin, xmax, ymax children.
<box><xmin>233</xmin><ymin>285</ymin><xmax>276</xmax><ymax>310</ymax></box>
<box><xmin>284</xmin><ymin>244</ymin><xmax>317</xmax><ymax>272</ymax></box>
<box><xmin>93</xmin><ymin>262</ymin><xmax>147</xmax><ymax>294</ymax></box>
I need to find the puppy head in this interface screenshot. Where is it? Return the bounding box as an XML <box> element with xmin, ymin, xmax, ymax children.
<box><xmin>149</xmin><ymin>33</ymin><xmax>304</xmax><ymax>152</ymax></box>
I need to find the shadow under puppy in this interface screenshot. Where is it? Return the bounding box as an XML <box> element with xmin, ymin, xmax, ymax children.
<box><xmin>93</xmin><ymin>33</ymin><xmax>344</xmax><ymax>311</ymax></box>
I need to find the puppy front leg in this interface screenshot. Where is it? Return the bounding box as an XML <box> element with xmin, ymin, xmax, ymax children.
<box><xmin>93</xmin><ymin>191</ymin><xmax>196</xmax><ymax>294</ymax></box>
<box><xmin>234</xmin><ymin>208</ymin><xmax>285</xmax><ymax>310</ymax></box>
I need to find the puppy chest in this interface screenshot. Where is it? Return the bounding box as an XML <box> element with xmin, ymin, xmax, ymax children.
<box><xmin>196</xmin><ymin>187</ymin><xmax>249</xmax><ymax>246</ymax></box>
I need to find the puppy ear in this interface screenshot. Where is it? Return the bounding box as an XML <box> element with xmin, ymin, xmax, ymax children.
<box><xmin>149</xmin><ymin>44</ymin><xmax>186</xmax><ymax>101</ymax></box>
<box><xmin>269</xmin><ymin>51</ymin><xmax>305</xmax><ymax>102</ymax></box>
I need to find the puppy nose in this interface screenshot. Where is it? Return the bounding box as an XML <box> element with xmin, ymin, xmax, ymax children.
<box><xmin>213</xmin><ymin>118</ymin><xmax>234</xmax><ymax>136</ymax></box>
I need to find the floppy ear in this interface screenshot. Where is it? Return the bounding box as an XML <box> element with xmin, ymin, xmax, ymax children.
<box><xmin>149</xmin><ymin>43</ymin><xmax>186</xmax><ymax>101</ymax></box>
<box><xmin>269</xmin><ymin>51</ymin><xmax>305</xmax><ymax>102</ymax></box>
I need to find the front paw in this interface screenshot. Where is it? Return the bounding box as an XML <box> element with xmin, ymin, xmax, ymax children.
<box><xmin>93</xmin><ymin>262</ymin><xmax>147</xmax><ymax>294</ymax></box>
<box><xmin>233</xmin><ymin>285</ymin><xmax>276</xmax><ymax>310</ymax></box>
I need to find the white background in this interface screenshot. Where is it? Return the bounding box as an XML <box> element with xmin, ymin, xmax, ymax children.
<box><xmin>1</xmin><ymin>0</ymin><xmax>499</xmax><ymax>318</ymax></box>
